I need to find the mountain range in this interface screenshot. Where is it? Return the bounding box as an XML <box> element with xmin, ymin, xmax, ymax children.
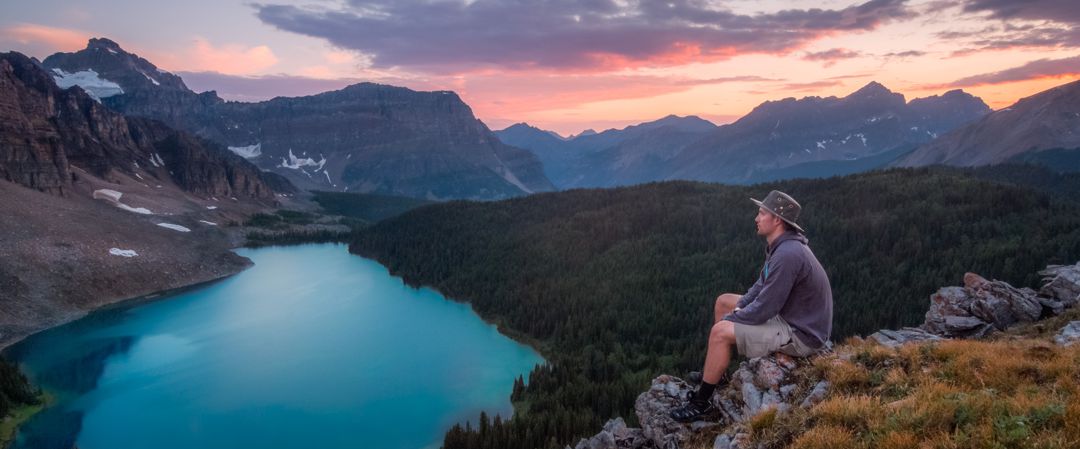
<box><xmin>41</xmin><ymin>38</ymin><xmax>554</xmax><ymax>200</ymax></box>
<box><xmin>894</xmin><ymin>79</ymin><xmax>1080</xmax><ymax>169</ymax></box>
<box><xmin>499</xmin><ymin>82</ymin><xmax>993</xmax><ymax>188</ymax></box>
<box><xmin>496</xmin><ymin>114</ymin><xmax>718</xmax><ymax>188</ymax></box>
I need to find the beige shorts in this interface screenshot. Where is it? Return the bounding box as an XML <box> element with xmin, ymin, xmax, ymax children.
<box><xmin>734</xmin><ymin>316</ymin><xmax>817</xmax><ymax>358</ymax></box>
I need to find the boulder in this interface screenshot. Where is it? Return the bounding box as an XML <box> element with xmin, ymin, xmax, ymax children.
<box><xmin>634</xmin><ymin>374</ymin><xmax>696</xmax><ymax>449</ymax></box>
<box><xmin>922</xmin><ymin>273</ymin><xmax>1047</xmax><ymax>338</ymax></box>
<box><xmin>868</xmin><ymin>327</ymin><xmax>944</xmax><ymax>347</ymax></box>
<box><xmin>570</xmin><ymin>417</ymin><xmax>647</xmax><ymax>449</ymax></box>
<box><xmin>1055</xmin><ymin>321</ymin><xmax>1080</xmax><ymax>346</ymax></box>
<box><xmin>630</xmin><ymin>353</ymin><xmax>823</xmax><ymax>449</ymax></box>
<box><xmin>1040</xmin><ymin>263</ymin><xmax>1080</xmax><ymax>307</ymax></box>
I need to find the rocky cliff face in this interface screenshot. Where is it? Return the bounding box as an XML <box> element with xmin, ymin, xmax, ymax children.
<box><xmin>0</xmin><ymin>51</ymin><xmax>288</xmax><ymax>200</ymax></box>
<box><xmin>571</xmin><ymin>261</ymin><xmax>1080</xmax><ymax>449</ymax></box>
<box><xmin>43</xmin><ymin>39</ymin><xmax>554</xmax><ymax>200</ymax></box>
<box><xmin>895</xmin><ymin>79</ymin><xmax>1080</xmax><ymax>167</ymax></box>
<box><xmin>0</xmin><ymin>51</ymin><xmax>74</xmax><ymax>195</ymax></box>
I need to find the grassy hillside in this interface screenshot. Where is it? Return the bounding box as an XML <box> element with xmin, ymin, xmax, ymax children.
<box><xmin>725</xmin><ymin>307</ymin><xmax>1080</xmax><ymax>449</ymax></box>
<box><xmin>350</xmin><ymin>167</ymin><xmax>1080</xmax><ymax>449</ymax></box>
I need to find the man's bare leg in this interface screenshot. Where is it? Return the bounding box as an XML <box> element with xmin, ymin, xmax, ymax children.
<box><xmin>703</xmin><ymin>321</ymin><xmax>736</xmax><ymax>384</ymax></box>
<box><xmin>671</xmin><ymin>320</ymin><xmax>737</xmax><ymax>421</ymax></box>
<box><xmin>714</xmin><ymin>293</ymin><xmax>741</xmax><ymax>323</ymax></box>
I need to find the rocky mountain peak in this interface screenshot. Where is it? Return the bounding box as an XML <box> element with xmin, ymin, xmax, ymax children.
<box><xmin>843</xmin><ymin>81</ymin><xmax>905</xmax><ymax>105</ymax></box>
<box><xmin>571</xmin><ymin>129</ymin><xmax>598</xmax><ymax>139</ymax></box>
<box><xmin>849</xmin><ymin>80</ymin><xmax>890</xmax><ymax>96</ymax></box>
<box><xmin>87</xmin><ymin>37</ymin><xmax>123</xmax><ymax>52</ymax></box>
<box><xmin>638</xmin><ymin>114</ymin><xmax>717</xmax><ymax>133</ymax></box>
<box><xmin>43</xmin><ymin>37</ymin><xmax>189</xmax><ymax>94</ymax></box>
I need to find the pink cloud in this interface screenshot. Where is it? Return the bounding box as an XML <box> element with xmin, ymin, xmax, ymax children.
<box><xmin>154</xmin><ymin>38</ymin><xmax>279</xmax><ymax>75</ymax></box>
<box><xmin>931</xmin><ymin>55</ymin><xmax>1080</xmax><ymax>88</ymax></box>
<box><xmin>1</xmin><ymin>23</ymin><xmax>90</xmax><ymax>55</ymax></box>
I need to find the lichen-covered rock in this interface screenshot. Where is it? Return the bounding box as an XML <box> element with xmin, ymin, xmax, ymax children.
<box><xmin>1040</xmin><ymin>263</ymin><xmax>1080</xmax><ymax>307</ymax></box>
<box><xmin>634</xmin><ymin>374</ymin><xmax>696</xmax><ymax>449</ymax></box>
<box><xmin>922</xmin><ymin>273</ymin><xmax>1048</xmax><ymax>338</ymax></box>
<box><xmin>632</xmin><ymin>353</ymin><xmax>825</xmax><ymax>449</ymax></box>
<box><xmin>1055</xmin><ymin>321</ymin><xmax>1080</xmax><ymax>346</ymax></box>
<box><xmin>799</xmin><ymin>380</ymin><xmax>831</xmax><ymax>408</ymax></box>
<box><xmin>868</xmin><ymin>327</ymin><xmax>944</xmax><ymax>348</ymax></box>
<box><xmin>570</xmin><ymin>417</ymin><xmax>647</xmax><ymax>449</ymax></box>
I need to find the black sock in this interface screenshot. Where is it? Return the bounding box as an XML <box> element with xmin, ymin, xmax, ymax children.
<box><xmin>693</xmin><ymin>381</ymin><xmax>716</xmax><ymax>404</ymax></box>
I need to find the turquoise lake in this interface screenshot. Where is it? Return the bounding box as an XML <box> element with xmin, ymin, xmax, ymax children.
<box><xmin>4</xmin><ymin>243</ymin><xmax>544</xmax><ymax>449</ymax></box>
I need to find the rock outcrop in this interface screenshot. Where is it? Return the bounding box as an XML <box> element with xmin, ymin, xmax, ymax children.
<box><xmin>572</xmin><ymin>260</ymin><xmax>1080</xmax><ymax>449</ymax></box>
<box><xmin>1056</xmin><ymin>321</ymin><xmax>1080</xmax><ymax>346</ymax></box>
<box><xmin>920</xmin><ymin>272</ymin><xmax>1044</xmax><ymax>338</ymax></box>
<box><xmin>882</xmin><ymin>262</ymin><xmax>1080</xmax><ymax>344</ymax></box>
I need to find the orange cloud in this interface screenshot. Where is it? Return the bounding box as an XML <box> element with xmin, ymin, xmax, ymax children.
<box><xmin>430</xmin><ymin>72</ymin><xmax>772</xmax><ymax>128</ymax></box>
<box><xmin>1</xmin><ymin>23</ymin><xmax>89</xmax><ymax>54</ymax></box>
<box><xmin>154</xmin><ymin>38</ymin><xmax>279</xmax><ymax>76</ymax></box>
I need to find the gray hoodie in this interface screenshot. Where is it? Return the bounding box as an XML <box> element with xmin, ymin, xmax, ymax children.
<box><xmin>724</xmin><ymin>231</ymin><xmax>833</xmax><ymax>349</ymax></box>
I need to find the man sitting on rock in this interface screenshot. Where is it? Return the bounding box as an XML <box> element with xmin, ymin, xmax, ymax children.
<box><xmin>670</xmin><ymin>190</ymin><xmax>834</xmax><ymax>422</ymax></box>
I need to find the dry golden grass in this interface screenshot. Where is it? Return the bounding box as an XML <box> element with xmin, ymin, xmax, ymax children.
<box><xmin>789</xmin><ymin>425</ymin><xmax>855</xmax><ymax>449</ymax></box>
<box><xmin>738</xmin><ymin>323</ymin><xmax>1080</xmax><ymax>449</ymax></box>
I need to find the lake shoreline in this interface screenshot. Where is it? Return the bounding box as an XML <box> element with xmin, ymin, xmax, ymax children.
<box><xmin>0</xmin><ymin>265</ymin><xmax>251</xmax><ymax>354</ymax></box>
<box><xmin>2</xmin><ymin>242</ymin><xmax>546</xmax><ymax>449</ymax></box>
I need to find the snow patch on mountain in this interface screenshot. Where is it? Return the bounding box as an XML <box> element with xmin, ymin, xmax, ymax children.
<box><xmin>50</xmin><ymin>68</ymin><xmax>123</xmax><ymax>102</ymax></box>
<box><xmin>156</xmin><ymin>223</ymin><xmax>191</xmax><ymax>232</ymax></box>
<box><xmin>228</xmin><ymin>143</ymin><xmax>262</xmax><ymax>159</ymax></box>
<box><xmin>108</xmin><ymin>248</ymin><xmax>138</xmax><ymax>257</ymax></box>
<box><xmin>93</xmin><ymin>189</ymin><xmax>153</xmax><ymax>214</ymax></box>
<box><xmin>280</xmin><ymin>149</ymin><xmax>326</xmax><ymax>170</ymax></box>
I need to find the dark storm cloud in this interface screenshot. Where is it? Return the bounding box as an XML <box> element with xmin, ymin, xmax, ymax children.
<box><xmin>251</xmin><ymin>0</ymin><xmax>914</xmax><ymax>73</ymax></box>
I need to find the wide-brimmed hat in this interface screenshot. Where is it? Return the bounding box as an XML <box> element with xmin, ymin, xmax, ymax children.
<box><xmin>751</xmin><ymin>190</ymin><xmax>805</xmax><ymax>234</ymax></box>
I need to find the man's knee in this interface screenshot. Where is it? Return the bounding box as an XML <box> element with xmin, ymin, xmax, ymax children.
<box><xmin>714</xmin><ymin>293</ymin><xmax>741</xmax><ymax>314</ymax></box>
<box><xmin>709</xmin><ymin>321</ymin><xmax>736</xmax><ymax>345</ymax></box>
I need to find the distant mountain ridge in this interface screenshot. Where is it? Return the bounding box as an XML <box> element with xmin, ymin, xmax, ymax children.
<box><xmin>894</xmin><ymin>79</ymin><xmax>1080</xmax><ymax>167</ymax></box>
<box><xmin>42</xmin><ymin>38</ymin><xmax>554</xmax><ymax>200</ymax></box>
<box><xmin>496</xmin><ymin>115</ymin><xmax>719</xmax><ymax>188</ymax></box>
<box><xmin>669</xmin><ymin>82</ymin><xmax>991</xmax><ymax>183</ymax></box>
<box><xmin>498</xmin><ymin>83</ymin><xmax>990</xmax><ymax>188</ymax></box>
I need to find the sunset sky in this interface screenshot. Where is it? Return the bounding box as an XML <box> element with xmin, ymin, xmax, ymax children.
<box><xmin>2</xmin><ymin>0</ymin><xmax>1079</xmax><ymax>135</ymax></box>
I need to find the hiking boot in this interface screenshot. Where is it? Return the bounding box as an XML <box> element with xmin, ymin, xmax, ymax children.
<box><xmin>684</xmin><ymin>371</ymin><xmax>702</xmax><ymax>386</ymax></box>
<box><xmin>669</xmin><ymin>390</ymin><xmax>716</xmax><ymax>423</ymax></box>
